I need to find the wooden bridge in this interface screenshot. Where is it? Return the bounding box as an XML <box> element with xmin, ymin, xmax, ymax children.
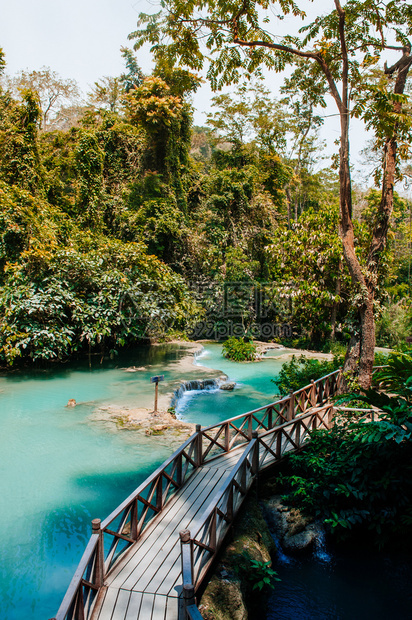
<box><xmin>53</xmin><ymin>370</ymin><xmax>343</xmax><ymax>620</ymax></box>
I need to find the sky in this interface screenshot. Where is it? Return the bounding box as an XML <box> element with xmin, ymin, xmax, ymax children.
<box><xmin>0</xmin><ymin>0</ymin><xmax>403</xmax><ymax>182</ymax></box>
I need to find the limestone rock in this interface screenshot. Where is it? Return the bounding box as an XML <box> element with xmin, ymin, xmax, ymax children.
<box><xmin>262</xmin><ymin>495</ymin><xmax>320</xmax><ymax>554</ymax></box>
<box><xmin>220</xmin><ymin>382</ymin><xmax>236</xmax><ymax>391</ymax></box>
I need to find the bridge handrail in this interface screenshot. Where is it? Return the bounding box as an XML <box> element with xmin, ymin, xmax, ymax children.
<box><xmin>53</xmin><ymin>367</ymin><xmax>342</xmax><ymax>620</ymax></box>
<box><xmin>201</xmin><ymin>367</ymin><xmax>341</xmax><ymax>431</ymax></box>
<box><xmin>196</xmin><ymin>368</ymin><xmax>341</xmax><ymax>464</ymax></box>
<box><xmin>54</xmin><ymin>431</ymin><xmax>203</xmax><ymax>620</ymax></box>
<box><xmin>181</xmin><ymin>404</ymin><xmax>334</xmax><ymax>593</ymax></box>
<box><xmin>101</xmin><ymin>432</ymin><xmax>198</xmax><ymax>529</ymax></box>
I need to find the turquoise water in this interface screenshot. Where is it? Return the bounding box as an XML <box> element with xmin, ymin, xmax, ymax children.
<box><xmin>177</xmin><ymin>343</ymin><xmax>285</xmax><ymax>426</ymax></box>
<box><xmin>0</xmin><ymin>343</ymin><xmax>284</xmax><ymax>620</ymax></box>
<box><xmin>2</xmin><ymin>343</ymin><xmax>410</xmax><ymax>620</ymax></box>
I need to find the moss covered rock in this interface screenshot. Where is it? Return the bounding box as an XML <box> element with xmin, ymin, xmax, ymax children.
<box><xmin>199</xmin><ymin>490</ymin><xmax>276</xmax><ymax>619</ymax></box>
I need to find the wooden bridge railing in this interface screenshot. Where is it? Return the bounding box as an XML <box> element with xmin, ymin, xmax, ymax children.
<box><xmin>196</xmin><ymin>368</ymin><xmax>342</xmax><ymax>464</ymax></box>
<box><xmin>53</xmin><ymin>430</ymin><xmax>203</xmax><ymax>620</ymax></box>
<box><xmin>180</xmin><ymin>403</ymin><xmax>334</xmax><ymax>605</ymax></box>
<box><xmin>53</xmin><ymin>368</ymin><xmax>342</xmax><ymax>620</ymax></box>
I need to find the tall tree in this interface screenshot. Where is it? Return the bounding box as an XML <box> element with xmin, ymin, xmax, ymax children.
<box><xmin>88</xmin><ymin>76</ymin><xmax>122</xmax><ymax>113</ymax></box>
<box><xmin>120</xmin><ymin>47</ymin><xmax>144</xmax><ymax>92</ymax></box>
<box><xmin>131</xmin><ymin>0</ymin><xmax>412</xmax><ymax>388</ymax></box>
<box><xmin>3</xmin><ymin>67</ymin><xmax>80</xmax><ymax>130</ymax></box>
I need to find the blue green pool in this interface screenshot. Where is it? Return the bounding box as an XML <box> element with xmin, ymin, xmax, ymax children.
<box><xmin>0</xmin><ymin>343</ymin><xmax>285</xmax><ymax>619</ymax></box>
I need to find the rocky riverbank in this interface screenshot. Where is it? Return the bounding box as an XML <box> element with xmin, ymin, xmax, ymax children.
<box><xmin>199</xmin><ymin>482</ymin><xmax>325</xmax><ymax>620</ymax></box>
<box><xmin>199</xmin><ymin>492</ymin><xmax>276</xmax><ymax>620</ymax></box>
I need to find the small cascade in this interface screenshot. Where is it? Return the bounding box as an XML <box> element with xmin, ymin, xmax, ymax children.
<box><xmin>171</xmin><ymin>377</ymin><xmax>223</xmax><ymax>410</ymax></box>
<box><xmin>270</xmin><ymin>532</ymin><xmax>294</xmax><ymax>565</ymax></box>
<box><xmin>313</xmin><ymin>525</ymin><xmax>332</xmax><ymax>563</ymax></box>
<box><xmin>193</xmin><ymin>346</ymin><xmax>207</xmax><ymax>365</ymax></box>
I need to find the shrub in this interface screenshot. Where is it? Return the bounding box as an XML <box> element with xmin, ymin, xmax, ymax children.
<box><xmin>275</xmin><ymin>354</ymin><xmax>343</xmax><ymax>395</ymax></box>
<box><xmin>222</xmin><ymin>336</ymin><xmax>258</xmax><ymax>362</ymax></box>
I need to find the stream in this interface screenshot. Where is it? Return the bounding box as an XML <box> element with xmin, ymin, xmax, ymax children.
<box><xmin>1</xmin><ymin>342</ymin><xmax>410</xmax><ymax>619</ymax></box>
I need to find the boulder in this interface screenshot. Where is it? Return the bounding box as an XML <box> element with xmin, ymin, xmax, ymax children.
<box><xmin>261</xmin><ymin>495</ymin><xmax>321</xmax><ymax>554</ymax></box>
<box><xmin>220</xmin><ymin>382</ymin><xmax>236</xmax><ymax>391</ymax></box>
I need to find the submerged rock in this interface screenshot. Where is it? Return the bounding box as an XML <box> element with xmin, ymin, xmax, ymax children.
<box><xmin>220</xmin><ymin>382</ymin><xmax>236</xmax><ymax>391</ymax></box>
<box><xmin>93</xmin><ymin>405</ymin><xmax>195</xmax><ymax>449</ymax></box>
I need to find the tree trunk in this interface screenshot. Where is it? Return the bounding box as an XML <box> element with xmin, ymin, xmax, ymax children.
<box><xmin>330</xmin><ymin>265</ymin><xmax>341</xmax><ymax>342</ymax></box>
<box><xmin>339</xmin><ymin>101</ymin><xmax>373</xmax><ymax>388</ymax></box>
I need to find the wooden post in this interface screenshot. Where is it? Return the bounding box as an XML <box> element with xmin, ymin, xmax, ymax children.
<box><xmin>151</xmin><ymin>375</ymin><xmax>164</xmax><ymax>414</ymax></box>
<box><xmin>183</xmin><ymin>583</ymin><xmax>196</xmax><ymax>608</ymax></box>
<box><xmin>252</xmin><ymin>430</ymin><xmax>259</xmax><ymax>475</ymax></box>
<box><xmin>156</xmin><ymin>476</ymin><xmax>163</xmax><ymax>512</ymax></box>
<box><xmin>195</xmin><ymin>424</ymin><xmax>202</xmax><ymax>467</ymax></box>
<box><xmin>176</xmin><ymin>453</ymin><xmax>183</xmax><ymax>487</ymax></box>
<box><xmin>267</xmin><ymin>406</ymin><xmax>273</xmax><ymax>429</ymax></box>
<box><xmin>225</xmin><ymin>422</ymin><xmax>230</xmax><ymax>452</ymax></box>
<box><xmin>247</xmin><ymin>415</ymin><xmax>253</xmax><ymax>440</ymax></box>
<box><xmin>318</xmin><ymin>380</ymin><xmax>324</xmax><ymax>405</ymax></box>
<box><xmin>210</xmin><ymin>509</ymin><xmax>217</xmax><ymax>551</ymax></box>
<box><xmin>295</xmin><ymin>419</ymin><xmax>301</xmax><ymax>447</ymax></box>
<box><xmin>240</xmin><ymin>462</ymin><xmax>247</xmax><ymax>494</ymax></box>
<box><xmin>276</xmin><ymin>429</ymin><xmax>282</xmax><ymax>459</ymax></box>
<box><xmin>288</xmin><ymin>390</ymin><xmax>295</xmax><ymax>421</ymax></box>
<box><xmin>131</xmin><ymin>498</ymin><xmax>138</xmax><ymax>540</ymax></box>
<box><xmin>180</xmin><ymin>529</ymin><xmax>194</xmax><ymax>585</ymax></box>
<box><xmin>327</xmin><ymin>405</ymin><xmax>334</xmax><ymax>428</ymax></box>
<box><xmin>227</xmin><ymin>484</ymin><xmax>234</xmax><ymax>522</ymax></box>
<box><xmin>310</xmin><ymin>380</ymin><xmax>316</xmax><ymax>407</ymax></box>
<box><xmin>154</xmin><ymin>381</ymin><xmax>159</xmax><ymax>413</ymax></box>
<box><xmin>75</xmin><ymin>588</ymin><xmax>85</xmax><ymax>620</ymax></box>
<box><xmin>92</xmin><ymin>518</ymin><xmax>104</xmax><ymax>588</ymax></box>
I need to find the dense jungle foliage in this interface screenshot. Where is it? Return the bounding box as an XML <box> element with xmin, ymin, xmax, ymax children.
<box><xmin>0</xmin><ymin>44</ymin><xmax>411</xmax><ymax>367</ymax></box>
<box><xmin>276</xmin><ymin>351</ymin><xmax>412</xmax><ymax>547</ymax></box>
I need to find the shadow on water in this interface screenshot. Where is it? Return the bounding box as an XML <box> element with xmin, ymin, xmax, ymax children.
<box><xmin>0</xmin><ymin>342</ymin><xmax>190</xmax><ymax>383</ymax></box>
<box><xmin>267</xmin><ymin>541</ymin><xmax>412</xmax><ymax>620</ymax></box>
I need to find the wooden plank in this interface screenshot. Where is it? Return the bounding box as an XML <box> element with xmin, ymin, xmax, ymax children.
<box><xmin>124</xmin><ymin>591</ymin><xmax>143</xmax><ymax>620</ymax></box>
<box><xmin>205</xmin><ymin>448</ymin><xmax>245</xmax><ymax>470</ymax></box>
<box><xmin>123</xmin><ymin>468</ymin><xmax>228</xmax><ymax>592</ymax></box>
<box><xmin>108</xmin><ymin>467</ymin><xmax>218</xmax><ymax>589</ymax></box>
<box><xmin>106</xmin><ymin>467</ymin><xmax>212</xmax><ymax>585</ymax></box>
<box><xmin>152</xmin><ymin>594</ymin><xmax>168</xmax><ymax>620</ymax></box>
<box><xmin>95</xmin><ymin>587</ymin><xmax>118</xmax><ymax>620</ymax></box>
<box><xmin>129</xmin><ymin>469</ymin><xmax>228</xmax><ymax>596</ymax></box>
<box><xmin>146</xmin><ymin>551</ymin><xmax>181</xmax><ymax>597</ymax></box>
<box><xmin>112</xmin><ymin>589</ymin><xmax>131</xmax><ymax>618</ymax></box>
<box><xmin>147</xmin><ymin>464</ymin><xmax>238</xmax><ymax>597</ymax></box>
<box><xmin>139</xmin><ymin>592</ymin><xmax>155</xmax><ymax>618</ymax></box>
<box><xmin>165</xmin><ymin>595</ymin><xmax>179</xmax><ymax>620</ymax></box>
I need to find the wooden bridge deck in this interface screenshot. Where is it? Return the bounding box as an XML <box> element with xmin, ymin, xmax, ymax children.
<box><xmin>91</xmin><ymin>449</ymin><xmax>244</xmax><ymax>620</ymax></box>
<box><xmin>54</xmin><ymin>369</ymin><xmax>345</xmax><ymax>620</ymax></box>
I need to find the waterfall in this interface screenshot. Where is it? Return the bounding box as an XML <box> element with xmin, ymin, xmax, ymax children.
<box><xmin>171</xmin><ymin>377</ymin><xmax>223</xmax><ymax>410</ymax></box>
<box><xmin>313</xmin><ymin>525</ymin><xmax>332</xmax><ymax>563</ymax></box>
